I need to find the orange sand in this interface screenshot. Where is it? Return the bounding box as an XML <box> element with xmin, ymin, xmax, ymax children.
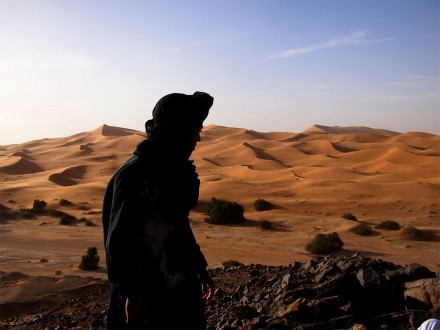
<box><xmin>0</xmin><ymin>124</ymin><xmax>439</xmax><ymax>283</ymax></box>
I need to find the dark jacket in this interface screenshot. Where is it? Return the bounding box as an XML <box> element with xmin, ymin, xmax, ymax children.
<box><xmin>102</xmin><ymin>139</ymin><xmax>208</xmax><ymax>297</ymax></box>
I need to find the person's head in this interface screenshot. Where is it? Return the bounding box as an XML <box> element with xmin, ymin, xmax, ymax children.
<box><xmin>145</xmin><ymin>91</ymin><xmax>213</xmax><ymax>157</ymax></box>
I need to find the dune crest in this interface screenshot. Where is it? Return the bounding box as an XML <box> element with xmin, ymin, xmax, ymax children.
<box><xmin>0</xmin><ymin>123</ymin><xmax>439</xmax><ymax>276</ymax></box>
<box><xmin>0</xmin><ymin>156</ymin><xmax>44</xmax><ymax>175</ymax></box>
<box><xmin>9</xmin><ymin>152</ymin><xmax>34</xmax><ymax>160</ymax></box>
<box><xmin>304</xmin><ymin>124</ymin><xmax>400</xmax><ymax>136</ymax></box>
<box><xmin>48</xmin><ymin>173</ymin><xmax>78</xmax><ymax>186</ymax></box>
<box><xmin>93</xmin><ymin>124</ymin><xmax>142</xmax><ymax>137</ymax></box>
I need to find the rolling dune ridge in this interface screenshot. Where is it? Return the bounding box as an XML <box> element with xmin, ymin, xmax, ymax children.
<box><xmin>0</xmin><ymin>124</ymin><xmax>438</xmax><ymax>282</ymax></box>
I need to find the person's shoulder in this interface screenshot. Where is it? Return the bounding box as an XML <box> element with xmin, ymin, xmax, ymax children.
<box><xmin>113</xmin><ymin>155</ymin><xmax>148</xmax><ymax>183</ymax></box>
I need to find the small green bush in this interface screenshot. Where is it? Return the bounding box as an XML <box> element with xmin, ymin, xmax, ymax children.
<box><xmin>254</xmin><ymin>199</ymin><xmax>272</xmax><ymax>211</ymax></box>
<box><xmin>342</xmin><ymin>213</ymin><xmax>357</xmax><ymax>221</ymax></box>
<box><xmin>59</xmin><ymin>213</ymin><xmax>76</xmax><ymax>225</ymax></box>
<box><xmin>32</xmin><ymin>199</ymin><xmax>47</xmax><ymax>213</ymax></box>
<box><xmin>401</xmin><ymin>226</ymin><xmax>440</xmax><ymax>241</ymax></box>
<box><xmin>352</xmin><ymin>224</ymin><xmax>374</xmax><ymax>236</ymax></box>
<box><xmin>59</xmin><ymin>199</ymin><xmax>73</xmax><ymax>206</ymax></box>
<box><xmin>401</xmin><ymin>226</ymin><xmax>423</xmax><ymax>239</ymax></box>
<box><xmin>375</xmin><ymin>220</ymin><xmax>400</xmax><ymax>230</ymax></box>
<box><xmin>258</xmin><ymin>219</ymin><xmax>273</xmax><ymax>230</ymax></box>
<box><xmin>79</xmin><ymin>247</ymin><xmax>100</xmax><ymax>270</ymax></box>
<box><xmin>206</xmin><ymin>197</ymin><xmax>245</xmax><ymax>225</ymax></box>
<box><xmin>305</xmin><ymin>232</ymin><xmax>344</xmax><ymax>254</ymax></box>
<box><xmin>19</xmin><ymin>208</ymin><xmax>36</xmax><ymax>219</ymax></box>
<box><xmin>222</xmin><ymin>260</ymin><xmax>243</xmax><ymax>268</ymax></box>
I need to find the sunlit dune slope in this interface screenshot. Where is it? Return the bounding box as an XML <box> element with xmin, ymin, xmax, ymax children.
<box><xmin>0</xmin><ymin>123</ymin><xmax>439</xmax><ymax>271</ymax></box>
<box><xmin>1</xmin><ymin>123</ymin><xmax>438</xmax><ymax>221</ymax></box>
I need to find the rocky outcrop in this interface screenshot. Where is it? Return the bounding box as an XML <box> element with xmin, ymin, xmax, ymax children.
<box><xmin>1</xmin><ymin>255</ymin><xmax>438</xmax><ymax>329</ymax></box>
<box><xmin>405</xmin><ymin>278</ymin><xmax>440</xmax><ymax>310</ymax></box>
<box><xmin>205</xmin><ymin>255</ymin><xmax>438</xmax><ymax>329</ymax></box>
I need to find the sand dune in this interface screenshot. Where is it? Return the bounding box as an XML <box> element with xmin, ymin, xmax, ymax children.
<box><xmin>94</xmin><ymin>124</ymin><xmax>145</xmax><ymax>137</ymax></box>
<box><xmin>304</xmin><ymin>124</ymin><xmax>400</xmax><ymax>136</ymax></box>
<box><xmin>48</xmin><ymin>173</ymin><xmax>78</xmax><ymax>186</ymax></box>
<box><xmin>0</xmin><ymin>272</ymin><xmax>107</xmax><ymax>319</ymax></box>
<box><xmin>0</xmin><ymin>123</ymin><xmax>438</xmax><ymax>283</ymax></box>
<box><xmin>8</xmin><ymin>152</ymin><xmax>34</xmax><ymax>160</ymax></box>
<box><xmin>0</xmin><ymin>156</ymin><xmax>44</xmax><ymax>175</ymax></box>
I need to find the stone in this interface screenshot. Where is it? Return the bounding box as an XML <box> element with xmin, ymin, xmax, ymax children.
<box><xmin>385</xmin><ymin>263</ymin><xmax>436</xmax><ymax>283</ymax></box>
<box><xmin>277</xmin><ymin>298</ymin><xmax>306</xmax><ymax>318</ymax></box>
<box><xmin>230</xmin><ymin>305</ymin><xmax>258</xmax><ymax>319</ymax></box>
<box><xmin>281</xmin><ymin>273</ymin><xmax>290</xmax><ymax>289</ymax></box>
<box><xmin>3</xmin><ymin>255</ymin><xmax>438</xmax><ymax>330</ymax></box>
<box><xmin>356</xmin><ymin>268</ymin><xmax>381</xmax><ymax>287</ymax></box>
<box><xmin>404</xmin><ymin>278</ymin><xmax>440</xmax><ymax>309</ymax></box>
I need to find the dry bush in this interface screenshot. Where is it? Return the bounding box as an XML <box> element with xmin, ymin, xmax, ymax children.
<box><xmin>352</xmin><ymin>224</ymin><xmax>374</xmax><ymax>236</ymax></box>
<box><xmin>375</xmin><ymin>220</ymin><xmax>400</xmax><ymax>230</ymax></box>
<box><xmin>206</xmin><ymin>197</ymin><xmax>245</xmax><ymax>225</ymax></box>
<box><xmin>305</xmin><ymin>232</ymin><xmax>344</xmax><ymax>254</ymax></box>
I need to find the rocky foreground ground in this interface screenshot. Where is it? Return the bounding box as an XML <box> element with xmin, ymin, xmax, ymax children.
<box><xmin>1</xmin><ymin>255</ymin><xmax>439</xmax><ymax>329</ymax></box>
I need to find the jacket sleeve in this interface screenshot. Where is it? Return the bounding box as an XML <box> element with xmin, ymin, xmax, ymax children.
<box><xmin>103</xmin><ymin>165</ymin><xmax>157</xmax><ymax>296</ymax></box>
<box><xmin>186</xmin><ymin>220</ymin><xmax>208</xmax><ymax>273</ymax></box>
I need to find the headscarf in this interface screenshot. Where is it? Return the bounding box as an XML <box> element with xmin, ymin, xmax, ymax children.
<box><xmin>145</xmin><ymin>91</ymin><xmax>214</xmax><ymax>142</ymax></box>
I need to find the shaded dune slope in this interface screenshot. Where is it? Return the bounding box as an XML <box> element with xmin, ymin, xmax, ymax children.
<box><xmin>0</xmin><ymin>156</ymin><xmax>44</xmax><ymax>175</ymax></box>
<box><xmin>0</xmin><ymin>123</ymin><xmax>438</xmax><ymax>220</ymax></box>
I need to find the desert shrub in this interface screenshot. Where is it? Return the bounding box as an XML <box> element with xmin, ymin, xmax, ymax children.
<box><xmin>32</xmin><ymin>200</ymin><xmax>47</xmax><ymax>213</ymax></box>
<box><xmin>401</xmin><ymin>226</ymin><xmax>423</xmax><ymax>239</ymax></box>
<box><xmin>401</xmin><ymin>226</ymin><xmax>439</xmax><ymax>241</ymax></box>
<box><xmin>79</xmin><ymin>217</ymin><xmax>95</xmax><ymax>226</ymax></box>
<box><xmin>59</xmin><ymin>213</ymin><xmax>76</xmax><ymax>225</ymax></box>
<box><xmin>85</xmin><ymin>220</ymin><xmax>96</xmax><ymax>227</ymax></box>
<box><xmin>375</xmin><ymin>220</ymin><xmax>400</xmax><ymax>230</ymax></box>
<box><xmin>206</xmin><ymin>197</ymin><xmax>245</xmax><ymax>225</ymax></box>
<box><xmin>254</xmin><ymin>198</ymin><xmax>272</xmax><ymax>211</ymax></box>
<box><xmin>59</xmin><ymin>199</ymin><xmax>73</xmax><ymax>206</ymax></box>
<box><xmin>342</xmin><ymin>213</ymin><xmax>357</xmax><ymax>221</ymax></box>
<box><xmin>258</xmin><ymin>219</ymin><xmax>273</xmax><ymax>230</ymax></box>
<box><xmin>78</xmin><ymin>205</ymin><xmax>89</xmax><ymax>211</ymax></box>
<box><xmin>0</xmin><ymin>203</ymin><xmax>18</xmax><ymax>220</ymax></box>
<box><xmin>352</xmin><ymin>224</ymin><xmax>374</xmax><ymax>236</ymax></box>
<box><xmin>79</xmin><ymin>247</ymin><xmax>100</xmax><ymax>270</ymax></box>
<box><xmin>19</xmin><ymin>209</ymin><xmax>36</xmax><ymax>219</ymax></box>
<box><xmin>222</xmin><ymin>260</ymin><xmax>243</xmax><ymax>268</ymax></box>
<box><xmin>47</xmin><ymin>209</ymin><xmax>65</xmax><ymax>217</ymax></box>
<box><xmin>305</xmin><ymin>232</ymin><xmax>344</xmax><ymax>254</ymax></box>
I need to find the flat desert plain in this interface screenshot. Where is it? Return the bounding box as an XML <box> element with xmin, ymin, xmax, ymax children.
<box><xmin>0</xmin><ymin>124</ymin><xmax>439</xmax><ymax>283</ymax></box>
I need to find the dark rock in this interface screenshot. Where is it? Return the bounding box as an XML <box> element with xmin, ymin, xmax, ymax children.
<box><xmin>404</xmin><ymin>278</ymin><xmax>440</xmax><ymax>309</ymax></box>
<box><xmin>1</xmin><ymin>255</ymin><xmax>439</xmax><ymax>330</ymax></box>
<box><xmin>385</xmin><ymin>263</ymin><xmax>436</xmax><ymax>283</ymax></box>
<box><xmin>356</xmin><ymin>268</ymin><xmax>381</xmax><ymax>287</ymax></box>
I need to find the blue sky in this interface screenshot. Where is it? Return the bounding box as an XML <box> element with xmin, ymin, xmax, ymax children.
<box><xmin>1</xmin><ymin>0</ymin><xmax>439</xmax><ymax>144</ymax></box>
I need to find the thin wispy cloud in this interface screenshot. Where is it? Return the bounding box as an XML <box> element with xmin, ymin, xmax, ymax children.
<box><xmin>385</xmin><ymin>81</ymin><xmax>419</xmax><ymax>87</ymax></box>
<box><xmin>265</xmin><ymin>30</ymin><xmax>401</xmax><ymax>61</ymax></box>
<box><xmin>409</xmin><ymin>75</ymin><xmax>440</xmax><ymax>81</ymax></box>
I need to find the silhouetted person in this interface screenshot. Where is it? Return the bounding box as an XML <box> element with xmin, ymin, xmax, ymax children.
<box><xmin>102</xmin><ymin>92</ymin><xmax>215</xmax><ymax>329</ymax></box>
